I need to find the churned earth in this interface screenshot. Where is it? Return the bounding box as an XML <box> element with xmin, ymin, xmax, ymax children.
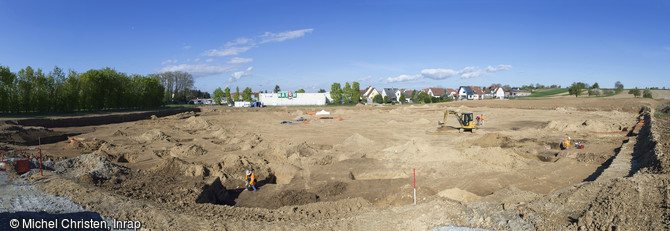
<box><xmin>1</xmin><ymin>96</ymin><xmax>668</xmax><ymax>230</ymax></box>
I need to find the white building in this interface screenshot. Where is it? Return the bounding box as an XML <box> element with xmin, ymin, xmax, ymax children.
<box><xmin>259</xmin><ymin>92</ymin><xmax>327</xmax><ymax>106</ymax></box>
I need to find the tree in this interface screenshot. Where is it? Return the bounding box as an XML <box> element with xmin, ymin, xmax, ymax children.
<box><xmin>615</xmin><ymin>81</ymin><xmax>624</xmax><ymax>92</ymax></box>
<box><xmin>588</xmin><ymin>89</ymin><xmax>595</xmax><ymax>96</ymax></box>
<box><xmin>568</xmin><ymin>82</ymin><xmax>585</xmax><ymax>97</ymax></box>
<box><xmin>152</xmin><ymin>71</ymin><xmax>194</xmax><ymax>104</ymax></box>
<box><xmin>399</xmin><ymin>93</ymin><xmax>406</xmax><ymax>103</ymax></box>
<box><xmin>342</xmin><ymin>82</ymin><xmax>352</xmax><ymax>103</ymax></box>
<box><xmin>643</xmin><ymin>89</ymin><xmax>653</xmax><ymax>98</ymax></box>
<box><xmin>352</xmin><ymin>82</ymin><xmax>360</xmax><ymax>103</ymax></box>
<box><xmin>330</xmin><ymin>82</ymin><xmax>342</xmax><ymax>104</ymax></box>
<box><xmin>592</xmin><ymin>82</ymin><xmax>599</xmax><ymax>89</ymax></box>
<box><xmin>410</xmin><ymin>90</ymin><xmax>417</xmax><ymax>101</ymax></box>
<box><xmin>296</xmin><ymin>89</ymin><xmax>305</xmax><ymax>93</ymax></box>
<box><xmin>213</xmin><ymin>87</ymin><xmax>224</xmax><ymax>104</ymax></box>
<box><xmin>417</xmin><ymin>91</ymin><xmax>430</xmax><ymax>103</ymax></box>
<box><xmin>236</xmin><ymin>86</ymin><xmax>240</xmax><ymax>100</ymax></box>
<box><xmin>274</xmin><ymin>85</ymin><xmax>281</xmax><ymax>93</ymax></box>
<box><xmin>318</xmin><ymin>89</ymin><xmax>326</xmax><ymax>93</ymax></box>
<box><xmin>628</xmin><ymin>88</ymin><xmax>641</xmax><ymax>97</ymax></box>
<box><xmin>0</xmin><ymin>65</ymin><xmax>17</xmax><ymax>112</ymax></box>
<box><xmin>242</xmin><ymin>87</ymin><xmax>252</xmax><ymax>101</ymax></box>
<box><xmin>373</xmin><ymin>94</ymin><xmax>383</xmax><ymax>104</ymax></box>
<box><xmin>383</xmin><ymin>95</ymin><xmax>391</xmax><ymax>104</ymax></box>
<box><xmin>224</xmin><ymin>87</ymin><xmax>231</xmax><ymax>103</ymax></box>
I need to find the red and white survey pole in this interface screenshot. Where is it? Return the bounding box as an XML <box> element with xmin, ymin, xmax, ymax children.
<box><xmin>413</xmin><ymin>168</ymin><xmax>416</xmax><ymax>205</ymax></box>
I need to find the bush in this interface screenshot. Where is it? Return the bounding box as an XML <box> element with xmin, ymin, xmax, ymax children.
<box><xmin>643</xmin><ymin>89</ymin><xmax>653</xmax><ymax>98</ymax></box>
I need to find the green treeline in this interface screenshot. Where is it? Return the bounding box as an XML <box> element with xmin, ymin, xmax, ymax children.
<box><xmin>0</xmin><ymin>65</ymin><xmax>164</xmax><ymax>113</ymax></box>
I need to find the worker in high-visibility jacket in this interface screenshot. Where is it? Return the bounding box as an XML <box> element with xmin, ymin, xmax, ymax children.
<box><xmin>561</xmin><ymin>137</ymin><xmax>571</xmax><ymax>150</ymax></box>
<box><xmin>245</xmin><ymin>170</ymin><xmax>257</xmax><ymax>191</ymax></box>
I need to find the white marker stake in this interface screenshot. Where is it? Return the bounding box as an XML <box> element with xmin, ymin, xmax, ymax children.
<box><xmin>413</xmin><ymin>168</ymin><xmax>416</xmax><ymax>205</ymax></box>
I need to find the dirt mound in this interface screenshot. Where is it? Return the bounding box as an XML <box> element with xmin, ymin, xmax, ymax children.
<box><xmin>339</xmin><ymin>133</ymin><xmax>374</xmax><ymax>147</ymax></box>
<box><xmin>112</xmin><ymin>130</ymin><xmax>127</xmax><ymax>136</ymax></box>
<box><xmin>170</xmin><ymin>144</ymin><xmax>207</xmax><ymax>158</ymax></box>
<box><xmin>370</xmin><ymin>139</ymin><xmax>431</xmax><ymax>160</ymax></box>
<box><xmin>136</xmin><ymin>129</ymin><xmax>171</xmax><ymax>142</ymax></box>
<box><xmin>183</xmin><ymin>116</ymin><xmax>211</xmax><ymax>130</ymax></box>
<box><xmin>208</xmin><ymin>128</ymin><xmax>229</xmax><ymax>139</ymax></box>
<box><xmin>437</xmin><ymin>188</ymin><xmax>481</xmax><ymax>202</ymax></box>
<box><xmin>268</xmin><ymin>163</ymin><xmax>301</xmax><ymax>184</ymax></box>
<box><xmin>473</xmin><ymin>133</ymin><xmax>512</xmax><ymax>148</ymax></box>
<box><xmin>150</xmin><ymin>157</ymin><xmax>207</xmax><ymax>177</ymax></box>
<box><xmin>52</xmin><ymin>153</ymin><xmax>128</xmax><ymax>180</ymax></box>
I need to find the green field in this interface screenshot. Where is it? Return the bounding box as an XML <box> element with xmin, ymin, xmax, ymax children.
<box><xmin>523</xmin><ymin>88</ymin><xmax>569</xmax><ymax>97</ymax></box>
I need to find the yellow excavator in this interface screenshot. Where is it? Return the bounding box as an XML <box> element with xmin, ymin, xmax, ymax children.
<box><xmin>438</xmin><ymin>110</ymin><xmax>477</xmax><ymax>133</ymax></box>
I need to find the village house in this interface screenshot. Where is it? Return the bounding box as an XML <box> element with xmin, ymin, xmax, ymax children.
<box><xmin>445</xmin><ymin>88</ymin><xmax>458</xmax><ymax>100</ymax></box>
<box><xmin>484</xmin><ymin>86</ymin><xmax>506</xmax><ymax>99</ymax></box>
<box><xmin>424</xmin><ymin>88</ymin><xmax>446</xmax><ymax>98</ymax></box>
<box><xmin>457</xmin><ymin>86</ymin><xmax>484</xmax><ymax>100</ymax></box>
<box><xmin>361</xmin><ymin>86</ymin><xmax>380</xmax><ymax>103</ymax></box>
<box><xmin>381</xmin><ymin>88</ymin><xmax>401</xmax><ymax>102</ymax></box>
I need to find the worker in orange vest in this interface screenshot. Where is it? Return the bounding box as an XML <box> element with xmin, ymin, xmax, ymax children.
<box><xmin>561</xmin><ymin>137</ymin><xmax>571</xmax><ymax>150</ymax></box>
<box><xmin>245</xmin><ymin>170</ymin><xmax>257</xmax><ymax>191</ymax></box>
<box><xmin>480</xmin><ymin>114</ymin><xmax>485</xmax><ymax>126</ymax></box>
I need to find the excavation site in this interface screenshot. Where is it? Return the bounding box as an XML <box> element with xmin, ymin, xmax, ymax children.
<box><xmin>1</xmin><ymin>97</ymin><xmax>669</xmax><ymax>230</ymax></box>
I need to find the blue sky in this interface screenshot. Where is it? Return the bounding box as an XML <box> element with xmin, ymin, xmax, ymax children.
<box><xmin>1</xmin><ymin>0</ymin><xmax>668</xmax><ymax>93</ymax></box>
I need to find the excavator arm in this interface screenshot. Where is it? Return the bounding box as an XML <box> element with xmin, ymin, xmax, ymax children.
<box><xmin>438</xmin><ymin>110</ymin><xmax>463</xmax><ymax>126</ymax></box>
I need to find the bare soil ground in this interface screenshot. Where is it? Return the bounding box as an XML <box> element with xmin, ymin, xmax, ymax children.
<box><xmin>1</xmin><ymin>97</ymin><xmax>668</xmax><ymax>230</ymax></box>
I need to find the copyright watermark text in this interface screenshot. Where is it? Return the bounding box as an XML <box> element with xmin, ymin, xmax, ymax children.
<box><xmin>8</xmin><ymin>218</ymin><xmax>141</xmax><ymax>230</ymax></box>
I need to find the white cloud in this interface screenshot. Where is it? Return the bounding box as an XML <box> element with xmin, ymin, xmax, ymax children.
<box><xmin>206</xmin><ymin>58</ymin><xmax>214</xmax><ymax>63</ymax></box>
<box><xmin>260</xmin><ymin>29</ymin><xmax>314</xmax><ymax>44</ymax></box>
<box><xmin>228</xmin><ymin>57</ymin><xmax>253</xmax><ymax>64</ymax></box>
<box><xmin>359</xmin><ymin>75</ymin><xmax>373</xmax><ymax>81</ymax></box>
<box><xmin>229</xmin><ymin>66</ymin><xmax>253</xmax><ymax>82</ymax></box>
<box><xmin>421</xmin><ymin>68</ymin><xmax>460</xmax><ymax>79</ymax></box>
<box><xmin>387</xmin><ymin>74</ymin><xmax>421</xmax><ymax>83</ymax></box>
<box><xmin>203</xmin><ymin>46</ymin><xmax>253</xmax><ymax>57</ymax></box>
<box><xmin>183</xmin><ymin>45</ymin><xmax>191</xmax><ymax>49</ymax></box>
<box><xmin>460</xmin><ymin>68</ymin><xmax>486</xmax><ymax>78</ymax></box>
<box><xmin>225</xmin><ymin>38</ymin><xmax>251</xmax><ymax>47</ymax></box>
<box><xmin>161</xmin><ymin>59</ymin><xmax>177</xmax><ymax>65</ymax></box>
<box><xmin>194</xmin><ymin>58</ymin><xmax>200</xmax><ymax>62</ymax></box>
<box><xmin>384</xmin><ymin>64</ymin><xmax>513</xmax><ymax>82</ymax></box>
<box><xmin>486</xmin><ymin>64</ymin><xmax>512</xmax><ymax>72</ymax></box>
<box><xmin>198</xmin><ymin>29</ymin><xmax>313</xmax><ymax>58</ymax></box>
<box><xmin>159</xmin><ymin>64</ymin><xmax>234</xmax><ymax>78</ymax></box>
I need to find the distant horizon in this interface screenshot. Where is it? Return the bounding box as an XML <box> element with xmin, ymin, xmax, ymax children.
<box><xmin>1</xmin><ymin>1</ymin><xmax>669</xmax><ymax>93</ymax></box>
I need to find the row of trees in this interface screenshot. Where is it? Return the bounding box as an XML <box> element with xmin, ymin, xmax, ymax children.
<box><xmin>568</xmin><ymin>81</ymin><xmax>625</xmax><ymax>97</ymax></box>
<box><xmin>212</xmin><ymin>86</ymin><xmax>256</xmax><ymax>104</ymax></box>
<box><xmin>330</xmin><ymin>82</ymin><xmax>360</xmax><ymax>104</ymax></box>
<box><xmin>0</xmin><ymin>65</ymin><xmax>164</xmax><ymax>113</ymax></box>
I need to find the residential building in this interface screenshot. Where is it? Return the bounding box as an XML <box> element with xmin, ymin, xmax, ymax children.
<box><xmin>457</xmin><ymin>86</ymin><xmax>484</xmax><ymax>100</ymax></box>
<box><xmin>361</xmin><ymin>86</ymin><xmax>380</xmax><ymax>103</ymax></box>
<box><xmin>381</xmin><ymin>88</ymin><xmax>400</xmax><ymax>102</ymax></box>
<box><xmin>445</xmin><ymin>88</ymin><xmax>458</xmax><ymax>100</ymax></box>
